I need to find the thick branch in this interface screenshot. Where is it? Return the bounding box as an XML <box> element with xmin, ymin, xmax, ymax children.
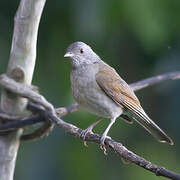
<box><xmin>0</xmin><ymin>72</ymin><xmax>180</xmax><ymax>179</ymax></box>
<box><xmin>0</xmin><ymin>0</ymin><xmax>46</xmax><ymax>180</ymax></box>
<box><xmin>0</xmin><ymin>112</ymin><xmax>23</xmax><ymax>121</ymax></box>
<box><xmin>0</xmin><ymin>74</ymin><xmax>54</xmax><ymax>113</ymax></box>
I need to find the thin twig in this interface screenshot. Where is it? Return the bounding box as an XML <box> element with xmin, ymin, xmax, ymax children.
<box><xmin>131</xmin><ymin>71</ymin><xmax>180</xmax><ymax>91</ymax></box>
<box><xmin>21</xmin><ymin>121</ymin><xmax>53</xmax><ymax>141</ymax></box>
<box><xmin>0</xmin><ymin>115</ymin><xmax>43</xmax><ymax>132</ymax></box>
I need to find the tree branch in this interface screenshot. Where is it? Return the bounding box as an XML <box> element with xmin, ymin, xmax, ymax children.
<box><xmin>0</xmin><ymin>71</ymin><xmax>180</xmax><ymax>179</ymax></box>
<box><xmin>0</xmin><ymin>0</ymin><xmax>46</xmax><ymax>179</ymax></box>
<box><xmin>131</xmin><ymin>71</ymin><xmax>180</xmax><ymax>91</ymax></box>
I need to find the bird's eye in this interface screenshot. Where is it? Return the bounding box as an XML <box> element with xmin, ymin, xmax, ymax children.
<box><xmin>80</xmin><ymin>48</ymin><xmax>84</xmax><ymax>54</ymax></box>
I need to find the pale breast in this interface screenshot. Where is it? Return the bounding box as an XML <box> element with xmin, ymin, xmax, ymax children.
<box><xmin>70</xmin><ymin>64</ymin><xmax>123</xmax><ymax>118</ymax></box>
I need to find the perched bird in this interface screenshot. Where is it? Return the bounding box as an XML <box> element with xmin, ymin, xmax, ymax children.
<box><xmin>64</xmin><ymin>41</ymin><xmax>173</xmax><ymax>148</ymax></box>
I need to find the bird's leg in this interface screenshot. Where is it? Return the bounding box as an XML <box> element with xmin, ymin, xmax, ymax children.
<box><xmin>80</xmin><ymin>117</ymin><xmax>102</xmax><ymax>146</ymax></box>
<box><xmin>100</xmin><ymin>118</ymin><xmax>116</xmax><ymax>153</ymax></box>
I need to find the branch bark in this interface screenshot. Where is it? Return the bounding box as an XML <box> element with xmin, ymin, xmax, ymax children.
<box><xmin>0</xmin><ymin>0</ymin><xmax>46</xmax><ymax>179</ymax></box>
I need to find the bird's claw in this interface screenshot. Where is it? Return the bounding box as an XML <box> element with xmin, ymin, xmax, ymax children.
<box><xmin>100</xmin><ymin>144</ymin><xmax>107</xmax><ymax>155</ymax></box>
<box><xmin>100</xmin><ymin>136</ymin><xmax>108</xmax><ymax>155</ymax></box>
<box><xmin>99</xmin><ymin>135</ymin><xmax>112</xmax><ymax>155</ymax></box>
<box><xmin>79</xmin><ymin>128</ymin><xmax>93</xmax><ymax>147</ymax></box>
<box><xmin>79</xmin><ymin>118</ymin><xmax>102</xmax><ymax>147</ymax></box>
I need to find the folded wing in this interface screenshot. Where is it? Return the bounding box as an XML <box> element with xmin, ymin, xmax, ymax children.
<box><xmin>96</xmin><ymin>61</ymin><xmax>173</xmax><ymax>145</ymax></box>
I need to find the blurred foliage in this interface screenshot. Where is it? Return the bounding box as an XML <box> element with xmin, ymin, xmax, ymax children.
<box><xmin>0</xmin><ymin>0</ymin><xmax>180</xmax><ymax>179</ymax></box>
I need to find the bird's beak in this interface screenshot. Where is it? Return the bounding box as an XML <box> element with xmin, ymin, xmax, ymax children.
<box><xmin>64</xmin><ymin>52</ymin><xmax>74</xmax><ymax>58</ymax></box>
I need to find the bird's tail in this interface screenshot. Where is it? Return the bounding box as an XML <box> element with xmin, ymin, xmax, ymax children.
<box><xmin>125</xmin><ymin>107</ymin><xmax>174</xmax><ymax>145</ymax></box>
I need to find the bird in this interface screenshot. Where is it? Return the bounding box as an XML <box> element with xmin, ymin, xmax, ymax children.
<box><xmin>64</xmin><ymin>41</ymin><xmax>174</xmax><ymax>149</ymax></box>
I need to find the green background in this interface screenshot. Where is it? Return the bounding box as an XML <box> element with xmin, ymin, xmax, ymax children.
<box><xmin>0</xmin><ymin>0</ymin><xmax>180</xmax><ymax>179</ymax></box>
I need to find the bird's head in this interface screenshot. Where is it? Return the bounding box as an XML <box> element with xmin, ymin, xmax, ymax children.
<box><xmin>64</xmin><ymin>41</ymin><xmax>100</xmax><ymax>68</ymax></box>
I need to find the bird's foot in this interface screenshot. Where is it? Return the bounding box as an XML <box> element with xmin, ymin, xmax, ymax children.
<box><xmin>100</xmin><ymin>135</ymin><xmax>111</xmax><ymax>155</ymax></box>
<box><xmin>80</xmin><ymin>118</ymin><xmax>102</xmax><ymax>147</ymax></box>
<box><xmin>79</xmin><ymin>127</ymin><xmax>93</xmax><ymax>147</ymax></box>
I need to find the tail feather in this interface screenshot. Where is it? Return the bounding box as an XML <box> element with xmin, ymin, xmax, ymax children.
<box><xmin>125</xmin><ymin>107</ymin><xmax>174</xmax><ymax>145</ymax></box>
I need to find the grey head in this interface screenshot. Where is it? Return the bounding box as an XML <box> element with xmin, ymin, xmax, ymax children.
<box><xmin>64</xmin><ymin>41</ymin><xmax>100</xmax><ymax>68</ymax></box>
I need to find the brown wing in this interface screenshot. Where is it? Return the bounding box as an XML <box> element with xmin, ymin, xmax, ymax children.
<box><xmin>96</xmin><ymin>61</ymin><xmax>173</xmax><ymax>145</ymax></box>
<box><xmin>96</xmin><ymin>61</ymin><xmax>141</xmax><ymax>109</ymax></box>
